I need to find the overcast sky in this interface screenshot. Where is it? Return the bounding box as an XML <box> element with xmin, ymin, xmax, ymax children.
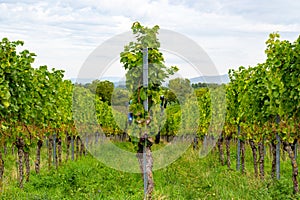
<box><xmin>1</xmin><ymin>0</ymin><xmax>299</xmax><ymax>80</ymax></box>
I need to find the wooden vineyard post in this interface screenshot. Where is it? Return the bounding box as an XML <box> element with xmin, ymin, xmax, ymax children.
<box><xmin>53</xmin><ymin>134</ymin><xmax>57</xmax><ymax>168</ymax></box>
<box><xmin>0</xmin><ymin>150</ymin><xmax>4</xmax><ymax>192</ymax></box>
<box><xmin>276</xmin><ymin>133</ymin><xmax>280</xmax><ymax>180</ymax></box>
<box><xmin>236</xmin><ymin>125</ymin><xmax>241</xmax><ymax>171</ymax></box>
<box><xmin>276</xmin><ymin>114</ymin><xmax>280</xmax><ymax>180</ymax></box>
<box><xmin>71</xmin><ymin>136</ymin><xmax>74</xmax><ymax>161</ymax></box>
<box><xmin>85</xmin><ymin>135</ymin><xmax>88</xmax><ymax>156</ymax></box>
<box><xmin>295</xmin><ymin>142</ymin><xmax>297</xmax><ymax>160</ymax></box>
<box><xmin>226</xmin><ymin>136</ymin><xmax>231</xmax><ymax>170</ymax></box>
<box><xmin>95</xmin><ymin>132</ymin><xmax>99</xmax><ymax>145</ymax></box>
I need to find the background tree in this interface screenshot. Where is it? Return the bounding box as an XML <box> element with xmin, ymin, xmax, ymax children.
<box><xmin>86</xmin><ymin>80</ymin><xmax>114</xmax><ymax>105</ymax></box>
<box><xmin>168</xmin><ymin>78</ymin><xmax>191</xmax><ymax>104</ymax></box>
<box><xmin>95</xmin><ymin>80</ymin><xmax>114</xmax><ymax>105</ymax></box>
<box><xmin>111</xmin><ymin>87</ymin><xmax>130</xmax><ymax>107</ymax></box>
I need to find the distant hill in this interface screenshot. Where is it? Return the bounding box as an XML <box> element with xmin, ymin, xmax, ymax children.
<box><xmin>69</xmin><ymin>77</ymin><xmax>124</xmax><ymax>85</ymax></box>
<box><xmin>69</xmin><ymin>74</ymin><xmax>229</xmax><ymax>85</ymax></box>
<box><xmin>189</xmin><ymin>74</ymin><xmax>229</xmax><ymax>84</ymax></box>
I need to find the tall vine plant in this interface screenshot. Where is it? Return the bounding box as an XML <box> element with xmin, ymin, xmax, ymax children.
<box><xmin>120</xmin><ymin>22</ymin><xmax>178</xmax><ymax>199</ymax></box>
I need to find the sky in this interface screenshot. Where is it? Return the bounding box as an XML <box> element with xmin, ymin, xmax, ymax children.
<box><xmin>0</xmin><ymin>0</ymin><xmax>300</xmax><ymax>80</ymax></box>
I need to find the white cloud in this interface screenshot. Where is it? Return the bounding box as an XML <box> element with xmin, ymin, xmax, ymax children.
<box><xmin>0</xmin><ymin>0</ymin><xmax>299</xmax><ymax>79</ymax></box>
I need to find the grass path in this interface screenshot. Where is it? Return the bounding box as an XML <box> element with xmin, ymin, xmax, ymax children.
<box><xmin>1</xmin><ymin>142</ymin><xmax>299</xmax><ymax>199</ymax></box>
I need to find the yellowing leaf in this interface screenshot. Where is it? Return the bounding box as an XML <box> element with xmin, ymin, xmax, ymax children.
<box><xmin>2</xmin><ymin>100</ymin><xmax>10</xmax><ymax>108</ymax></box>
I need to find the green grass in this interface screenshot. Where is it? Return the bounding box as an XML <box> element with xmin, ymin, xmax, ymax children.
<box><xmin>1</xmin><ymin>142</ymin><xmax>300</xmax><ymax>199</ymax></box>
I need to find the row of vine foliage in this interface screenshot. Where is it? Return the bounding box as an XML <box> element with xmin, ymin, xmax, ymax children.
<box><xmin>219</xmin><ymin>33</ymin><xmax>300</xmax><ymax>194</ymax></box>
<box><xmin>0</xmin><ymin>38</ymin><xmax>126</xmax><ymax>190</ymax></box>
<box><xmin>0</xmin><ymin>37</ymin><xmax>86</xmax><ymax>189</ymax></box>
